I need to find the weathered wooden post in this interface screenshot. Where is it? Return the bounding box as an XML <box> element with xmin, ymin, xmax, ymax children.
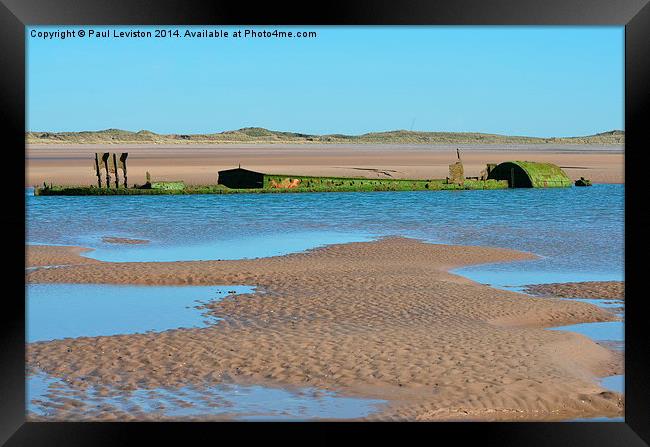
<box><xmin>111</xmin><ymin>153</ymin><xmax>120</xmax><ymax>188</ymax></box>
<box><xmin>447</xmin><ymin>148</ymin><xmax>464</xmax><ymax>186</ymax></box>
<box><xmin>94</xmin><ymin>153</ymin><xmax>103</xmax><ymax>188</ymax></box>
<box><xmin>448</xmin><ymin>162</ymin><xmax>465</xmax><ymax>186</ymax></box>
<box><xmin>119</xmin><ymin>153</ymin><xmax>128</xmax><ymax>188</ymax></box>
<box><xmin>101</xmin><ymin>153</ymin><xmax>111</xmax><ymax>189</ymax></box>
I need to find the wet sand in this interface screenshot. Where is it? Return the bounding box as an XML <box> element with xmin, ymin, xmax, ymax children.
<box><xmin>26</xmin><ymin>238</ymin><xmax>623</xmax><ymax>421</ymax></box>
<box><xmin>26</xmin><ymin>245</ymin><xmax>100</xmax><ymax>268</ymax></box>
<box><xmin>26</xmin><ymin>144</ymin><xmax>624</xmax><ymax>186</ymax></box>
<box><xmin>523</xmin><ymin>281</ymin><xmax>624</xmax><ymax>301</ymax></box>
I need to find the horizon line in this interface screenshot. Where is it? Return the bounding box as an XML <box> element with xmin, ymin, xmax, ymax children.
<box><xmin>25</xmin><ymin>127</ymin><xmax>625</xmax><ymax>140</ymax></box>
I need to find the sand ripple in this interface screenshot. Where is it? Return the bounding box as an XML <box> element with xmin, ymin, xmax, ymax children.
<box><xmin>26</xmin><ymin>238</ymin><xmax>623</xmax><ymax>421</ymax></box>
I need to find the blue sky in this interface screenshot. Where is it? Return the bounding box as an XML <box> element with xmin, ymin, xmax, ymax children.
<box><xmin>26</xmin><ymin>26</ymin><xmax>623</xmax><ymax>137</ymax></box>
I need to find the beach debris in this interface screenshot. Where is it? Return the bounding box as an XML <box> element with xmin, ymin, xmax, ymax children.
<box><xmin>119</xmin><ymin>153</ymin><xmax>128</xmax><ymax>188</ymax></box>
<box><xmin>445</xmin><ymin>148</ymin><xmax>465</xmax><ymax>185</ymax></box>
<box><xmin>138</xmin><ymin>171</ymin><xmax>153</xmax><ymax>189</ymax></box>
<box><xmin>448</xmin><ymin>161</ymin><xmax>465</xmax><ymax>186</ymax></box>
<box><xmin>101</xmin><ymin>236</ymin><xmax>150</xmax><ymax>245</ymax></box>
<box><xmin>217</xmin><ymin>167</ymin><xmax>265</xmax><ymax>189</ymax></box>
<box><xmin>269</xmin><ymin>178</ymin><xmax>301</xmax><ymax>189</ymax></box>
<box><xmin>349</xmin><ymin>167</ymin><xmax>397</xmax><ymax>177</ymax></box>
<box><xmin>151</xmin><ymin>181</ymin><xmax>186</xmax><ymax>191</ymax></box>
<box><xmin>487</xmin><ymin>161</ymin><xmax>572</xmax><ymax>188</ymax></box>
<box><xmin>93</xmin><ymin>152</ymin><xmax>128</xmax><ymax>189</ymax></box>
<box><xmin>479</xmin><ymin>163</ymin><xmax>497</xmax><ymax>181</ymax></box>
<box><xmin>40</xmin><ymin>156</ymin><xmax>572</xmax><ymax>196</ymax></box>
<box><xmin>101</xmin><ymin>153</ymin><xmax>110</xmax><ymax>189</ymax></box>
<box><xmin>94</xmin><ymin>153</ymin><xmax>103</xmax><ymax>188</ymax></box>
<box><xmin>109</xmin><ymin>153</ymin><xmax>120</xmax><ymax>188</ymax></box>
<box><xmin>575</xmin><ymin>177</ymin><xmax>592</xmax><ymax>187</ymax></box>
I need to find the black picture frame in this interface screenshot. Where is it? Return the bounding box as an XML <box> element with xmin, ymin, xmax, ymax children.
<box><xmin>2</xmin><ymin>0</ymin><xmax>648</xmax><ymax>445</ymax></box>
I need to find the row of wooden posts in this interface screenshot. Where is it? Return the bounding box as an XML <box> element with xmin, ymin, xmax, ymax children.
<box><xmin>94</xmin><ymin>152</ymin><xmax>128</xmax><ymax>188</ymax></box>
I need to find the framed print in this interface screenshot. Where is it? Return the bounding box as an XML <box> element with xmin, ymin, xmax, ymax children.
<box><xmin>1</xmin><ymin>0</ymin><xmax>648</xmax><ymax>445</ymax></box>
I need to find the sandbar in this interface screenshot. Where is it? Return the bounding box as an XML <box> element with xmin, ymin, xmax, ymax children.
<box><xmin>26</xmin><ymin>238</ymin><xmax>623</xmax><ymax>421</ymax></box>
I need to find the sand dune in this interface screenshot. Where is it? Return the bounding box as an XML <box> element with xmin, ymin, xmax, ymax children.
<box><xmin>25</xmin><ymin>128</ymin><xmax>625</xmax><ymax>146</ymax></box>
<box><xmin>26</xmin><ymin>238</ymin><xmax>623</xmax><ymax>421</ymax></box>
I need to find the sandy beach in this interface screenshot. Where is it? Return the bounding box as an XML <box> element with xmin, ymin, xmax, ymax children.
<box><xmin>26</xmin><ymin>238</ymin><xmax>623</xmax><ymax>421</ymax></box>
<box><xmin>26</xmin><ymin>245</ymin><xmax>100</xmax><ymax>268</ymax></box>
<box><xmin>26</xmin><ymin>144</ymin><xmax>624</xmax><ymax>187</ymax></box>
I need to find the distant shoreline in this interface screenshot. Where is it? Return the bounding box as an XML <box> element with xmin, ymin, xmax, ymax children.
<box><xmin>26</xmin><ymin>144</ymin><xmax>625</xmax><ymax>186</ymax></box>
<box><xmin>26</xmin><ymin>127</ymin><xmax>625</xmax><ymax>146</ymax></box>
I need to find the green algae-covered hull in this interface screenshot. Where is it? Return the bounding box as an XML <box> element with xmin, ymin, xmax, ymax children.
<box><xmin>216</xmin><ymin>167</ymin><xmax>508</xmax><ymax>192</ymax></box>
<box><xmin>151</xmin><ymin>181</ymin><xmax>185</xmax><ymax>191</ymax></box>
<box><xmin>487</xmin><ymin>161</ymin><xmax>572</xmax><ymax>188</ymax></box>
<box><xmin>262</xmin><ymin>174</ymin><xmax>507</xmax><ymax>191</ymax></box>
<box><xmin>34</xmin><ymin>178</ymin><xmax>508</xmax><ymax>196</ymax></box>
<box><xmin>34</xmin><ymin>177</ymin><xmax>508</xmax><ymax>196</ymax></box>
<box><xmin>35</xmin><ymin>160</ymin><xmax>572</xmax><ymax>196</ymax></box>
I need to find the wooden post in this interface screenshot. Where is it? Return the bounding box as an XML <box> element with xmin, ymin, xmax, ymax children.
<box><xmin>510</xmin><ymin>167</ymin><xmax>515</xmax><ymax>188</ymax></box>
<box><xmin>448</xmin><ymin>161</ymin><xmax>464</xmax><ymax>186</ymax></box>
<box><xmin>112</xmin><ymin>153</ymin><xmax>120</xmax><ymax>188</ymax></box>
<box><xmin>119</xmin><ymin>153</ymin><xmax>128</xmax><ymax>188</ymax></box>
<box><xmin>94</xmin><ymin>153</ymin><xmax>102</xmax><ymax>188</ymax></box>
<box><xmin>102</xmin><ymin>153</ymin><xmax>111</xmax><ymax>189</ymax></box>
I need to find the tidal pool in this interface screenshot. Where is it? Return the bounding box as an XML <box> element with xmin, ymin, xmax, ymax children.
<box><xmin>79</xmin><ymin>231</ymin><xmax>374</xmax><ymax>263</ymax></box>
<box><xmin>453</xmin><ymin>268</ymin><xmax>623</xmax><ymax>289</ymax></box>
<box><xmin>27</xmin><ymin>372</ymin><xmax>386</xmax><ymax>421</ymax></box>
<box><xmin>600</xmin><ymin>375</ymin><xmax>624</xmax><ymax>394</ymax></box>
<box><xmin>26</xmin><ymin>283</ymin><xmax>386</xmax><ymax>420</ymax></box>
<box><xmin>27</xmin><ymin>284</ymin><xmax>253</xmax><ymax>342</ymax></box>
<box><xmin>548</xmin><ymin>320</ymin><xmax>624</xmax><ymax>345</ymax></box>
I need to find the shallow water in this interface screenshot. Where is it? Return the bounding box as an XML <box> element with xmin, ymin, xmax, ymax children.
<box><xmin>26</xmin><ymin>283</ymin><xmax>386</xmax><ymax>420</ymax></box>
<box><xmin>26</xmin><ymin>185</ymin><xmax>624</xmax><ymax>420</ymax></box>
<box><xmin>27</xmin><ymin>186</ymin><xmax>624</xmax><ymax>283</ymax></box>
<box><xmin>600</xmin><ymin>375</ymin><xmax>624</xmax><ymax>394</ymax></box>
<box><xmin>85</xmin><ymin>231</ymin><xmax>374</xmax><ymax>262</ymax></box>
<box><xmin>27</xmin><ymin>372</ymin><xmax>385</xmax><ymax>421</ymax></box>
<box><xmin>490</xmin><ymin>288</ymin><xmax>625</xmax><ymax>353</ymax></box>
<box><xmin>453</xmin><ymin>269</ymin><xmax>622</xmax><ymax>288</ymax></box>
<box><xmin>555</xmin><ymin>298</ymin><xmax>625</xmax><ymax>355</ymax></box>
<box><xmin>548</xmin><ymin>320</ymin><xmax>624</xmax><ymax>344</ymax></box>
<box><xmin>27</xmin><ymin>284</ymin><xmax>253</xmax><ymax>342</ymax></box>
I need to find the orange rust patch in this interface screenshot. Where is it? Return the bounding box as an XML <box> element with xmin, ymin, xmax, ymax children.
<box><xmin>269</xmin><ymin>178</ymin><xmax>301</xmax><ymax>189</ymax></box>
